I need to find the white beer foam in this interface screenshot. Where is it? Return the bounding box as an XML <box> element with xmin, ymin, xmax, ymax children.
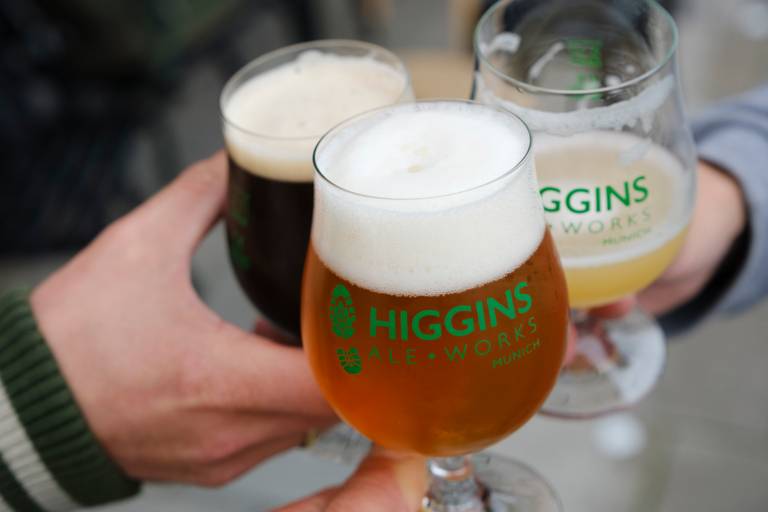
<box><xmin>475</xmin><ymin>73</ymin><xmax>674</xmax><ymax>136</ymax></box>
<box><xmin>313</xmin><ymin>102</ymin><xmax>545</xmax><ymax>296</ymax></box>
<box><xmin>224</xmin><ymin>51</ymin><xmax>408</xmax><ymax>182</ymax></box>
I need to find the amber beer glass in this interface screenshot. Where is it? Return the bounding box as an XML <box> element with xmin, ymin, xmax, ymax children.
<box><xmin>474</xmin><ymin>0</ymin><xmax>697</xmax><ymax>416</ymax></box>
<box><xmin>303</xmin><ymin>101</ymin><xmax>568</xmax><ymax>511</ymax></box>
<box><xmin>221</xmin><ymin>40</ymin><xmax>411</xmax><ymax>342</ymax></box>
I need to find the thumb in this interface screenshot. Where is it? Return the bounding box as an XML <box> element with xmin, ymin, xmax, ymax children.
<box><xmin>275</xmin><ymin>447</ymin><xmax>427</xmax><ymax>512</ymax></box>
<box><xmin>326</xmin><ymin>448</ymin><xmax>427</xmax><ymax>512</ymax></box>
<box><xmin>131</xmin><ymin>151</ymin><xmax>228</xmax><ymax>254</ymax></box>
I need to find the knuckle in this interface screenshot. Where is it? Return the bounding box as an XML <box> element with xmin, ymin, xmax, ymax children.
<box><xmin>191</xmin><ymin>472</ymin><xmax>226</xmax><ymax>488</ymax></box>
<box><xmin>197</xmin><ymin>435</ymin><xmax>242</xmax><ymax>465</ymax></box>
<box><xmin>98</xmin><ymin>214</ymin><xmax>142</xmax><ymax>246</ymax></box>
<box><xmin>193</xmin><ymin>466</ymin><xmax>239</xmax><ymax>488</ymax></box>
<box><xmin>179</xmin><ymin>160</ymin><xmax>223</xmax><ymax>198</ymax></box>
<box><xmin>87</xmin><ymin>214</ymin><xmax>148</xmax><ymax>266</ymax></box>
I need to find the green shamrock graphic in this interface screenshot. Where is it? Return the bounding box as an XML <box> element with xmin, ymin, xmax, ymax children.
<box><xmin>337</xmin><ymin>348</ymin><xmax>362</xmax><ymax>375</ymax></box>
<box><xmin>228</xmin><ymin>233</ymin><xmax>251</xmax><ymax>271</ymax></box>
<box><xmin>566</xmin><ymin>39</ymin><xmax>603</xmax><ymax>68</ymax></box>
<box><xmin>229</xmin><ymin>186</ymin><xmax>251</xmax><ymax>228</ymax></box>
<box><xmin>330</xmin><ymin>284</ymin><xmax>356</xmax><ymax>339</ymax></box>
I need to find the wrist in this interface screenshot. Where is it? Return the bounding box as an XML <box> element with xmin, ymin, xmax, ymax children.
<box><xmin>698</xmin><ymin>160</ymin><xmax>748</xmax><ymax>246</ymax></box>
<box><xmin>0</xmin><ymin>289</ymin><xmax>141</xmax><ymax>509</ymax></box>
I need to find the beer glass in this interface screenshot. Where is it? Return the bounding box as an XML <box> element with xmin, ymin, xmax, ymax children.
<box><xmin>221</xmin><ymin>40</ymin><xmax>412</xmax><ymax>343</ymax></box>
<box><xmin>474</xmin><ymin>0</ymin><xmax>696</xmax><ymax>416</ymax></box>
<box><xmin>303</xmin><ymin>100</ymin><xmax>569</xmax><ymax>510</ymax></box>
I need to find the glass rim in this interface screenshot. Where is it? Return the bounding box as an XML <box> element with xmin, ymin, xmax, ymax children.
<box><xmin>312</xmin><ymin>99</ymin><xmax>533</xmax><ymax>202</ymax></box>
<box><xmin>219</xmin><ymin>39</ymin><xmax>412</xmax><ymax>141</ymax></box>
<box><xmin>473</xmin><ymin>0</ymin><xmax>679</xmax><ymax>96</ymax></box>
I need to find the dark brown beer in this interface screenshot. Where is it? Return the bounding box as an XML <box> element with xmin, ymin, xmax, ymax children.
<box><xmin>220</xmin><ymin>44</ymin><xmax>411</xmax><ymax>341</ymax></box>
<box><xmin>226</xmin><ymin>157</ymin><xmax>312</xmax><ymax>338</ymax></box>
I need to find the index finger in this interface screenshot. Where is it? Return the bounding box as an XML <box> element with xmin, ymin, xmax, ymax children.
<box><xmin>588</xmin><ymin>296</ymin><xmax>636</xmax><ymax>319</ymax></box>
<box><xmin>131</xmin><ymin>151</ymin><xmax>228</xmax><ymax>255</ymax></box>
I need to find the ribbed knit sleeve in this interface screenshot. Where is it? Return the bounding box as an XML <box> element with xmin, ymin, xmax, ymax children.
<box><xmin>0</xmin><ymin>290</ymin><xmax>140</xmax><ymax>511</ymax></box>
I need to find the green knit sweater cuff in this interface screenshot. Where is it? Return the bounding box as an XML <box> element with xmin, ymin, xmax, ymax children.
<box><xmin>0</xmin><ymin>289</ymin><xmax>141</xmax><ymax>511</ymax></box>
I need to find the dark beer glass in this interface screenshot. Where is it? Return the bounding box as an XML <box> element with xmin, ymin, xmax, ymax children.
<box><xmin>221</xmin><ymin>40</ymin><xmax>412</xmax><ymax>342</ymax></box>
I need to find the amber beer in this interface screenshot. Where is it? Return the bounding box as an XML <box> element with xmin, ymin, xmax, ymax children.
<box><xmin>222</xmin><ymin>41</ymin><xmax>410</xmax><ymax>339</ymax></box>
<box><xmin>302</xmin><ymin>102</ymin><xmax>568</xmax><ymax>456</ymax></box>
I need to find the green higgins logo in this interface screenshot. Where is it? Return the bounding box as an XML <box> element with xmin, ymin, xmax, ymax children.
<box><xmin>540</xmin><ymin>175</ymin><xmax>654</xmax><ymax>244</ymax></box>
<box><xmin>566</xmin><ymin>38</ymin><xmax>604</xmax><ymax>101</ymax></box>
<box><xmin>330</xmin><ymin>284</ymin><xmax>356</xmax><ymax>339</ymax></box>
<box><xmin>328</xmin><ymin>281</ymin><xmax>542</xmax><ymax>371</ymax></box>
<box><xmin>540</xmin><ymin>175</ymin><xmax>648</xmax><ymax>214</ymax></box>
<box><xmin>337</xmin><ymin>348</ymin><xmax>362</xmax><ymax>375</ymax></box>
<box><xmin>369</xmin><ymin>281</ymin><xmax>532</xmax><ymax>341</ymax></box>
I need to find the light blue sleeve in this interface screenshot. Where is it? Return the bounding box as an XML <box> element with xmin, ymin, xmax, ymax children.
<box><xmin>661</xmin><ymin>84</ymin><xmax>768</xmax><ymax>333</ymax></box>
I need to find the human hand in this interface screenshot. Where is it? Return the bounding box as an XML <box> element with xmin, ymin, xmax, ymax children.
<box><xmin>30</xmin><ymin>152</ymin><xmax>336</xmax><ymax>486</ymax></box>
<box><xmin>276</xmin><ymin>448</ymin><xmax>427</xmax><ymax>512</ymax></box>
<box><xmin>585</xmin><ymin>160</ymin><xmax>747</xmax><ymax>319</ymax></box>
<box><xmin>637</xmin><ymin>160</ymin><xmax>747</xmax><ymax>314</ymax></box>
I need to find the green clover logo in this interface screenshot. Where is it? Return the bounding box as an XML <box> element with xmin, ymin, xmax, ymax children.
<box><xmin>330</xmin><ymin>284</ymin><xmax>356</xmax><ymax>339</ymax></box>
<box><xmin>337</xmin><ymin>348</ymin><xmax>362</xmax><ymax>375</ymax></box>
<box><xmin>566</xmin><ymin>39</ymin><xmax>603</xmax><ymax>69</ymax></box>
<box><xmin>229</xmin><ymin>186</ymin><xmax>251</xmax><ymax>228</ymax></box>
<box><xmin>228</xmin><ymin>233</ymin><xmax>251</xmax><ymax>271</ymax></box>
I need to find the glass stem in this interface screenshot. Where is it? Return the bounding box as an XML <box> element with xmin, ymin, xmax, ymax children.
<box><xmin>571</xmin><ymin>308</ymin><xmax>590</xmax><ymax>326</ymax></box>
<box><xmin>571</xmin><ymin>308</ymin><xmax>624</xmax><ymax>372</ymax></box>
<box><xmin>426</xmin><ymin>456</ymin><xmax>485</xmax><ymax>512</ymax></box>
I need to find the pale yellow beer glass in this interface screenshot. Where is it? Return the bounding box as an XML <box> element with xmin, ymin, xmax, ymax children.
<box><xmin>474</xmin><ymin>0</ymin><xmax>696</xmax><ymax>416</ymax></box>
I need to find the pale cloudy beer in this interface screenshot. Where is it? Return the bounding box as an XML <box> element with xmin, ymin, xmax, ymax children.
<box><xmin>473</xmin><ymin>0</ymin><xmax>698</xmax><ymax>418</ymax></box>
<box><xmin>535</xmin><ymin>131</ymin><xmax>690</xmax><ymax>308</ymax></box>
<box><xmin>302</xmin><ymin>102</ymin><xmax>568</xmax><ymax>456</ymax></box>
<box><xmin>222</xmin><ymin>42</ymin><xmax>410</xmax><ymax>339</ymax></box>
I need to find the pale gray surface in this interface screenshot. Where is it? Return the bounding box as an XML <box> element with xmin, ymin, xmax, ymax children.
<box><xmin>1</xmin><ymin>0</ymin><xmax>767</xmax><ymax>511</ymax></box>
<box><xmin>88</xmin><ymin>450</ymin><xmax>354</xmax><ymax>512</ymax></box>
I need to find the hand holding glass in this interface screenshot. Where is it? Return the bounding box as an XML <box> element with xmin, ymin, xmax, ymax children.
<box><xmin>474</xmin><ymin>0</ymin><xmax>696</xmax><ymax>416</ymax></box>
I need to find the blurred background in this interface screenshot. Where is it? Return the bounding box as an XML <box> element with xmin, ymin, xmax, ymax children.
<box><xmin>1</xmin><ymin>0</ymin><xmax>767</xmax><ymax>510</ymax></box>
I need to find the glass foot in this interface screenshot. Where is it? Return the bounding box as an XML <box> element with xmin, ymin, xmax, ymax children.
<box><xmin>304</xmin><ymin>423</ymin><xmax>371</xmax><ymax>464</ymax></box>
<box><xmin>541</xmin><ymin>308</ymin><xmax>665</xmax><ymax>418</ymax></box>
<box><xmin>423</xmin><ymin>454</ymin><xmax>563</xmax><ymax>512</ymax></box>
